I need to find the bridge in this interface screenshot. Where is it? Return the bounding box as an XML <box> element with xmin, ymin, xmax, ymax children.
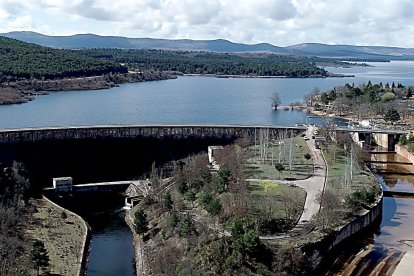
<box><xmin>0</xmin><ymin>124</ymin><xmax>306</xmax><ymax>144</ymax></box>
<box><xmin>333</xmin><ymin>127</ymin><xmax>408</xmax><ymax>151</ymax></box>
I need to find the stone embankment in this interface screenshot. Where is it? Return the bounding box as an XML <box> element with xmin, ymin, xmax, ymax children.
<box><xmin>37</xmin><ymin>196</ymin><xmax>89</xmax><ymax>276</ymax></box>
<box><xmin>0</xmin><ymin>125</ymin><xmax>305</xmax><ymax>144</ymax></box>
<box><xmin>125</xmin><ymin>208</ymin><xmax>146</xmax><ymax>275</ymax></box>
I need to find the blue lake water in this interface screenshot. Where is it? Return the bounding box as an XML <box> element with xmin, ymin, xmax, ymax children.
<box><xmin>1</xmin><ymin>61</ymin><xmax>414</xmax><ymax>129</ymax></box>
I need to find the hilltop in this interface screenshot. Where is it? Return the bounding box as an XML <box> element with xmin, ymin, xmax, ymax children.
<box><xmin>3</xmin><ymin>31</ymin><xmax>414</xmax><ymax>60</ymax></box>
<box><xmin>0</xmin><ymin>36</ymin><xmax>126</xmax><ymax>81</ymax></box>
<box><xmin>0</xmin><ymin>36</ymin><xmax>171</xmax><ymax>104</ymax></box>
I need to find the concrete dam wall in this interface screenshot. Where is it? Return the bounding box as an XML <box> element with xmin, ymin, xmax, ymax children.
<box><xmin>0</xmin><ymin>125</ymin><xmax>304</xmax><ymax>188</ymax></box>
<box><xmin>0</xmin><ymin>125</ymin><xmax>304</xmax><ymax>144</ymax></box>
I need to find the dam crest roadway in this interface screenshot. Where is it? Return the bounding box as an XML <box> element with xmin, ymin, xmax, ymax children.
<box><xmin>0</xmin><ymin>124</ymin><xmax>407</xmax><ymax>144</ymax></box>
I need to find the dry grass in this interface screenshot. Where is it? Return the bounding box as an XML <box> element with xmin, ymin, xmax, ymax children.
<box><xmin>244</xmin><ymin>136</ymin><xmax>314</xmax><ymax>180</ymax></box>
<box><xmin>25</xmin><ymin>198</ymin><xmax>86</xmax><ymax>276</ymax></box>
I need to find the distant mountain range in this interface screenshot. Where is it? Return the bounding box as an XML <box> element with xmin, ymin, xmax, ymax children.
<box><xmin>3</xmin><ymin>31</ymin><xmax>414</xmax><ymax>60</ymax></box>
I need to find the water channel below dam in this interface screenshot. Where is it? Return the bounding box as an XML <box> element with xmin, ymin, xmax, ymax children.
<box><xmin>49</xmin><ymin>192</ymin><xmax>135</xmax><ymax>276</ymax></box>
<box><xmin>325</xmin><ymin>150</ymin><xmax>414</xmax><ymax>276</ymax></box>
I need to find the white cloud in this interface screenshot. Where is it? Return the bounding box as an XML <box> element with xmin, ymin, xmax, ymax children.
<box><xmin>0</xmin><ymin>0</ymin><xmax>414</xmax><ymax>47</ymax></box>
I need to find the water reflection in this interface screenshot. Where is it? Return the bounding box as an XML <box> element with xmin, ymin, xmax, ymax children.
<box><xmin>326</xmin><ymin>154</ymin><xmax>414</xmax><ymax>275</ymax></box>
<box><xmin>370</xmin><ymin>153</ymin><xmax>414</xmax><ymax>193</ymax></box>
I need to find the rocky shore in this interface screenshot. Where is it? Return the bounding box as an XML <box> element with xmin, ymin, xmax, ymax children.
<box><xmin>0</xmin><ymin>71</ymin><xmax>175</xmax><ymax>105</ymax></box>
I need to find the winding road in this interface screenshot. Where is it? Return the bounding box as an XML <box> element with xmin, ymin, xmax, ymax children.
<box><xmin>250</xmin><ymin>125</ymin><xmax>328</xmax><ymax>239</ymax></box>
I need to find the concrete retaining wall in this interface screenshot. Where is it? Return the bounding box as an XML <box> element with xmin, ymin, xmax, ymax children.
<box><xmin>328</xmin><ymin>195</ymin><xmax>382</xmax><ymax>250</ymax></box>
<box><xmin>395</xmin><ymin>144</ymin><xmax>414</xmax><ymax>164</ymax></box>
<box><xmin>373</xmin><ymin>133</ymin><xmax>388</xmax><ymax>149</ymax></box>
<box><xmin>313</xmin><ymin>193</ymin><xmax>383</xmax><ymax>272</ymax></box>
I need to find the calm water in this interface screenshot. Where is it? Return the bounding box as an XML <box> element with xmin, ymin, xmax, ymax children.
<box><xmin>86</xmin><ymin>210</ymin><xmax>135</xmax><ymax>276</ymax></box>
<box><xmin>49</xmin><ymin>192</ymin><xmax>135</xmax><ymax>276</ymax></box>
<box><xmin>1</xmin><ymin>61</ymin><xmax>414</xmax><ymax>129</ymax></box>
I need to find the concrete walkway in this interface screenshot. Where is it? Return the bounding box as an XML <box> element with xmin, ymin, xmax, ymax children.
<box><xmin>296</xmin><ymin>125</ymin><xmax>327</xmax><ymax>224</ymax></box>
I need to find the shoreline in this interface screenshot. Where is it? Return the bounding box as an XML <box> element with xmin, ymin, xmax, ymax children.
<box><xmin>0</xmin><ymin>70</ymin><xmax>354</xmax><ymax>106</ymax></box>
<box><xmin>182</xmin><ymin>72</ymin><xmax>354</xmax><ymax>79</ymax></box>
<box><xmin>0</xmin><ymin>71</ymin><xmax>174</xmax><ymax>105</ymax></box>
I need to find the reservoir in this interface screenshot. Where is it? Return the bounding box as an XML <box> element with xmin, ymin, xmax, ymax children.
<box><xmin>0</xmin><ymin>61</ymin><xmax>413</xmax><ymax>129</ymax></box>
<box><xmin>2</xmin><ymin>60</ymin><xmax>414</xmax><ymax>275</ymax></box>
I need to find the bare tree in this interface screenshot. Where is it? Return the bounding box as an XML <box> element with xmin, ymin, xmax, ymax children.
<box><xmin>271</xmin><ymin>92</ymin><xmax>281</xmax><ymax>110</ymax></box>
<box><xmin>315</xmin><ymin>190</ymin><xmax>343</xmax><ymax>231</ymax></box>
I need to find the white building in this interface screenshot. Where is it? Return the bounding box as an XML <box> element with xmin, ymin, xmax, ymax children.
<box><xmin>53</xmin><ymin>177</ymin><xmax>73</xmax><ymax>192</ymax></box>
<box><xmin>208</xmin><ymin>146</ymin><xmax>224</xmax><ymax>163</ymax></box>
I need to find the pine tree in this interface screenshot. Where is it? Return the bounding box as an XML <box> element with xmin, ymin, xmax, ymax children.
<box><xmin>30</xmin><ymin>240</ymin><xmax>50</xmax><ymax>275</ymax></box>
<box><xmin>134</xmin><ymin>209</ymin><xmax>149</xmax><ymax>236</ymax></box>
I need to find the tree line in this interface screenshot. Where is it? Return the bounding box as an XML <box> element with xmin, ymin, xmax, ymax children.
<box><xmin>80</xmin><ymin>49</ymin><xmax>330</xmax><ymax>77</ymax></box>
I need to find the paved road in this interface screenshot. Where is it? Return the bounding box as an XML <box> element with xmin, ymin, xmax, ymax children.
<box><xmin>296</xmin><ymin>125</ymin><xmax>327</xmax><ymax>224</ymax></box>
<box><xmin>253</xmin><ymin>125</ymin><xmax>327</xmax><ymax>239</ymax></box>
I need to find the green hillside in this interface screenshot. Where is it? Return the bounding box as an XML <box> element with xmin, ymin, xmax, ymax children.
<box><xmin>0</xmin><ymin>36</ymin><xmax>127</xmax><ymax>81</ymax></box>
<box><xmin>81</xmin><ymin>49</ymin><xmax>331</xmax><ymax>77</ymax></box>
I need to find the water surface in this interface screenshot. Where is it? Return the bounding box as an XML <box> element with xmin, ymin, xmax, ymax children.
<box><xmin>1</xmin><ymin>61</ymin><xmax>414</xmax><ymax>129</ymax></box>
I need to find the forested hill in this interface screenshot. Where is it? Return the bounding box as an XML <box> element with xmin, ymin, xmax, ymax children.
<box><xmin>4</xmin><ymin>31</ymin><xmax>414</xmax><ymax>60</ymax></box>
<box><xmin>0</xmin><ymin>36</ymin><xmax>127</xmax><ymax>81</ymax></box>
<box><xmin>81</xmin><ymin>49</ymin><xmax>331</xmax><ymax>77</ymax></box>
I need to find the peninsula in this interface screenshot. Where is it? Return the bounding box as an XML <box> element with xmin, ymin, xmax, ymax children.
<box><xmin>0</xmin><ymin>36</ymin><xmax>353</xmax><ymax>105</ymax></box>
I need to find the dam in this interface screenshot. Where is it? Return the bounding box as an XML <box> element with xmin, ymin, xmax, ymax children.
<box><xmin>0</xmin><ymin>124</ymin><xmax>305</xmax><ymax>143</ymax></box>
<box><xmin>0</xmin><ymin>124</ymin><xmax>305</xmax><ymax>188</ymax></box>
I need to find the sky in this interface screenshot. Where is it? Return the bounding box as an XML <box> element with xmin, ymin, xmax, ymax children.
<box><xmin>0</xmin><ymin>0</ymin><xmax>414</xmax><ymax>47</ymax></box>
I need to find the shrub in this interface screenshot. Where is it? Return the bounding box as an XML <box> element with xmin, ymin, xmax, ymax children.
<box><xmin>200</xmin><ymin>192</ymin><xmax>213</xmax><ymax>207</ymax></box>
<box><xmin>170</xmin><ymin>212</ymin><xmax>179</xmax><ymax>228</ymax></box>
<box><xmin>345</xmin><ymin>185</ymin><xmax>380</xmax><ymax>213</ymax></box>
<box><xmin>206</xmin><ymin>198</ymin><xmax>221</xmax><ymax>216</ymax></box>
<box><xmin>399</xmin><ymin>135</ymin><xmax>408</xmax><ymax>145</ymax></box>
<box><xmin>177</xmin><ymin>180</ymin><xmax>188</xmax><ymax>195</ymax></box>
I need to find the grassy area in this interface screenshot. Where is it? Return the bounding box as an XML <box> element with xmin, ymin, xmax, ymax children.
<box><xmin>25</xmin><ymin>198</ymin><xmax>86</xmax><ymax>276</ymax></box>
<box><xmin>244</xmin><ymin>136</ymin><xmax>314</xmax><ymax>180</ymax></box>
<box><xmin>248</xmin><ymin>180</ymin><xmax>306</xmax><ymax>225</ymax></box>
<box><xmin>322</xmin><ymin>143</ymin><xmax>377</xmax><ymax>193</ymax></box>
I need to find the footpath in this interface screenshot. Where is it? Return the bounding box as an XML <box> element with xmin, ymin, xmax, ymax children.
<box><xmin>249</xmin><ymin>125</ymin><xmax>327</xmax><ymax>239</ymax></box>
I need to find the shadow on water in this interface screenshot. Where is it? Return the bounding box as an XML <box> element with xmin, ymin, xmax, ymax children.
<box><xmin>49</xmin><ymin>192</ymin><xmax>135</xmax><ymax>276</ymax></box>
